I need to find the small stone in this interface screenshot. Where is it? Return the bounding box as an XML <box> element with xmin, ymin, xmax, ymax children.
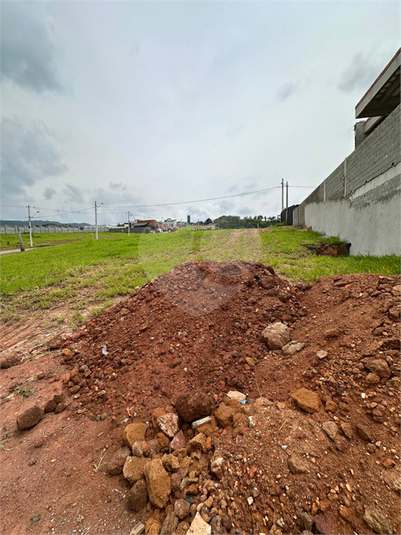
<box><xmin>291</xmin><ymin>388</ymin><xmax>320</xmax><ymax>413</ymax></box>
<box><xmin>187</xmin><ymin>433</ymin><xmax>207</xmax><ymax>454</ymax></box>
<box><xmin>383</xmin><ymin>469</ymin><xmax>401</xmax><ymax>493</ymax></box>
<box><xmin>0</xmin><ymin>354</ymin><xmax>21</xmax><ymax>369</ymax></box>
<box><xmin>339</xmin><ymin>505</ymin><xmax>356</xmax><ymax>528</ymax></box>
<box><xmin>144</xmin><ymin>458</ymin><xmax>171</xmax><ymax>508</ymax></box>
<box><xmin>334</xmin><ymin>436</ymin><xmax>349</xmax><ymax>452</ymax></box>
<box><xmin>226</xmin><ymin>391</ymin><xmax>246</xmax><ymax>403</ymax></box>
<box><xmin>145</xmin><ymin>518</ymin><xmax>161</xmax><ymax>535</ymax></box>
<box><xmin>210</xmin><ymin>456</ymin><xmax>224</xmax><ymax>480</ymax></box>
<box><xmin>383</xmin><ymin>458</ymin><xmax>396</xmax><ymax>469</ymax></box>
<box><xmin>186</xmin><ymin>512</ymin><xmax>211</xmax><ymax>535</ymax></box>
<box><xmin>364</xmin><ymin>358</ymin><xmax>391</xmax><ymax>379</ymax></box>
<box><xmin>366</xmin><ymin>373</ymin><xmax>380</xmax><ymax>384</ymax></box>
<box><xmin>325</xmin><ymin>399</ymin><xmax>337</xmax><ymax>412</ymax></box>
<box><xmin>288</xmin><ymin>454</ymin><xmax>309</xmax><ymax>474</ymax></box>
<box><xmin>322</xmin><ymin>421</ymin><xmax>338</xmax><ymax>441</ymax></box>
<box><xmin>54</xmin><ymin>401</ymin><xmax>67</xmax><ymax>413</ymax></box>
<box><xmin>261</xmin><ymin>322</ymin><xmax>291</xmax><ymax>350</ymax></box>
<box><xmin>175</xmin><ymin>391</ymin><xmax>213</xmax><ymax>422</ymax></box>
<box><xmin>363</xmin><ymin>507</ymin><xmax>392</xmax><ymax>534</ymax></box>
<box><xmin>340</xmin><ymin>422</ymin><xmax>353</xmax><ymax>439</ymax></box>
<box><xmin>124</xmin><ymin>423</ymin><xmax>148</xmax><ymax>448</ymax></box>
<box><xmin>356</xmin><ymin>424</ymin><xmax>373</xmax><ymax>442</ymax></box>
<box><xmin>127</xmin><ymin>479</ymin><xmax>148</xmax><ymax>512</ymax></box>
<box><xmin>123</xmin><ymin>456</ymin><xmax>150</xmax><ymax>485</ymax></box>
<box><xmin>160</xmin><ymin>512</ymin><xmax>178</xmax><ymax>535</ymax></box>
<box><xmin>69</xmin><ymin>384</ymin><xmax>80</xmax><ymax>394</ymax></box>
<box><xmin>299</xmin><ymin>512</ymin><xmax>313</xmax><ymax>532</ymax></box>
<box><xmin>157</xmin><ymin>413</ymin><xmax>179</xmax><ymax>438</ymax></box>
<box><xmin>17</xmin><ymin>406</ymin><xmax>44</xmax><ymax>431</ymax></box>
<box><xmin>44</xmin><ymin>399</ymin><xmax>57</xmax><ymax>413</ymax></box>
<box><xmin>324</xmin><ymin>328</ymin><xmax>340</xmax><ymax>338</ymax></box>
<box><xmin>107</xmin><ymin>447</ymin><xmax>131</xmax><ymax>475</ymax></box>
<box><xmin>132</xmin><ymin>440</ymin><xmax>149</xmax><ymax>457</ymax></box>
<box><xmin>162</xmin><ymin>453</ymin><xmax>180</xmax><ymax>472</ymax></box>
<box><xmin>316</xmin><ymin>350</ymin><xmax>328</xmax><ymax>360</ymax></box>
<box><xmin>174</xmin><ymin>498</ymin><xmax>190</xmax><ymax>520</ymax></box>
<box><xmin>214</xmin><ymin>403</ymin><xmax>235</xmax><ymax>427</ymax></box>
<box><xmin>282</xmin><ymin>341</ymin><xmax>305</xmax><ymax>355</ymax></box>
<box><xmin>170</xmin><ymin>430</ymin><xmax>186</xmax><ymax>451</ymax></box>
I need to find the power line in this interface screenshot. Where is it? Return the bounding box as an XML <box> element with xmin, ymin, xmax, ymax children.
<box><xmin>102</xmin><ymin>186</ymin><xmax>282</xmax><ymax>209</ymax></box>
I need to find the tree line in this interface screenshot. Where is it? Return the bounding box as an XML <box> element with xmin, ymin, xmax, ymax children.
<box><xmin>199</xmin><ymin>215</ymin><xmax>281</xmax><ymax>229</ymax></box>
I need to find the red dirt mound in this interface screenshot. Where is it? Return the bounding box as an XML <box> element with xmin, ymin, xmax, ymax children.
<box><xmin>1</xmin><ymin>262</ymin><xmax>399</xmax><ymax>535</ymax></box>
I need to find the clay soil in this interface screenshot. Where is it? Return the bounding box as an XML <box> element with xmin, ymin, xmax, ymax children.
<box><xmin>1</xmin><ymin>261</ymin><xmax>400</xmax><ymax>535</ymax></box>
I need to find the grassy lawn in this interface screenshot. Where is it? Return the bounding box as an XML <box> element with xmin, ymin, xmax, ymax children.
<box><xmin>1</xmin><ymin>228</ymin><xmax>399</xmax><ymax>323</ymax></box>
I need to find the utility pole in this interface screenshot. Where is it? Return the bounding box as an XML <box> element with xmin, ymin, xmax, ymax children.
<box><xmin>281</xmin><ymin>179</ymin><xmax>285</xmax><ymax>213</ymax></box>
<box><xmin>286</xmin><ymin>181</ymin><xmax>289</xmax><ymax>224</ymax></box>
<box><xmin>27</xmin><ymin>205</ymin><xmax>33</xmax><ymax>247</ymax></box>
<box><xmin>95</xmin><ymin>201</ymin><xmax>98</xmax><ymax>240</ymax></box>
<box><xmin>286</xmin><ymin>181</ymin><xmax>289</xmax><ymax>210</ymax></box>
<box><xmin>127</xmin><ymin>212</ymin><xmax>131</xmax><ymax>235</ymax></box>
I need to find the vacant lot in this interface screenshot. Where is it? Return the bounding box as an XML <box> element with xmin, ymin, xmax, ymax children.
<box><xmin>1</xmin><ymin>228</ymin><xmax>398</xmax><ymax>325</ymax></box>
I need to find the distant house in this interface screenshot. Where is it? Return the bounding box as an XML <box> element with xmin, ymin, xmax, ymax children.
<box><xmin>163</xmin><ymin>218</ymin><xmax>177</xmax><ymax>230</ymax></box>
<box><xmin>131</xmin><ymin>222</ymin><xmax>154</xmax><ymax>234</ymax></box>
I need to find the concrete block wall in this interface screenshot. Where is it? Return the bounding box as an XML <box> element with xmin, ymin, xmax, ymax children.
<box><xmin>293</xmin><ymin>104</ymin><xmax>400</xmax><ymax>254</ymax></box>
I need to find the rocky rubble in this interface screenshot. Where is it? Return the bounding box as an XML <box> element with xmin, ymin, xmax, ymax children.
<box><xmin>52</xmin><ymin>263</ymin><xmax>400</xmax><ymax>534</ymax></box>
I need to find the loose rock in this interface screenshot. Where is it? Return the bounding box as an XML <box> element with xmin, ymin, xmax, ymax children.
<box><xmin>144</xmin><ymin>458</ymin><xmax>171</xmax><ymax>508</ymax></box>
<box><xmin>175</xmin><ymin>391</ymin><xmax>213</xmax><ymax>422</ymax></box>
<box><xmin>17</xmin><ymin>406</ymin><xmax>44</xmax><ymax>431</ymax></box>
<box><xmin>127</xmin><ymin>479</ymin><xmax>148</xmax><ymax>512</ymax></box>
<box><xmin>261</xmin><ymin>322</ymin><xmax>291</xmax><ymax>350</ymax></box>
<box><xmin>291</xmin><ymin>388</ymin><xmax>320</xmax><ymax>413</ymax></box>
<box><xmin>186</xmin><ymin>512</ymin><xmax>211</xmax><ymax>535</ymax></box>
<box><xmin>363</xmin><ymin>507</ymin><xmax>392</xmax><ymax>534</ymax></box>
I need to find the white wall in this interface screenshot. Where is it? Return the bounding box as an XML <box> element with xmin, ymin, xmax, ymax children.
<box><xmin>305</xmin><ymin>169</ymin><xmax>401</xmax><ymax>256</ymax></box>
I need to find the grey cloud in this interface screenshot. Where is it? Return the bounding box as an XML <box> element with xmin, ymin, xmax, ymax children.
<box><xmin>109</xmin><ymin>182</ymin><xmax>127</xmax><ymax>190</ymax></box>
<box><xmin>44</xmin><ymin>187</ymin><xmax>57</xmax><ymax>200</ymax></box>
<box><xmin>63</xmin><ymin>184</ymin><xmax>85</xmax><ymax>204</ymax></box>
<box><xmin>1</xmin><ymin>118</ymin><xmax>68</xmax><ymax>199</ymax></box>
<box><xmin>277</xmin><ymin>81</ymin><xmax>300</xmax><ymax>103</ymax></box>
<box><xmin>338</xmin><ymin>53</ymin><xmax>379</xmax><ymax>93</ymax></box>
<box><xmin>1</xmin><ymin>3</ymin><xmax>62</xmax><ymax>93</ymax></box>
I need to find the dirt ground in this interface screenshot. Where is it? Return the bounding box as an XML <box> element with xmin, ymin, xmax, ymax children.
<box><xmin>1</xmin><ymin>261</ymin><xmax>400</xmax><ymax>535</ymax></box>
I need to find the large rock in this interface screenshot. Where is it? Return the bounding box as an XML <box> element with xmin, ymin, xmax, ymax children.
<box><xmin>261</xmin><ymin>322</ymin><xmax>290</xmax><ymax>350</ymax></box>
<box><xmin>107</xmin><ymin>447</ymin><xmax>131</xmax><ymax>475</ymax></box>
<box><xmin>144</xmin><ymin>458</ymin><xmax>171</xmax><ymax>508</ymax></box>
<box><xmin>124</xmin><ymin>423</ymin><xmax>148</xmax><ymax>448</ymax></box>
<box><xmin>363</xmin><ymin>507</ymin><xmax>392</xmax><ymax>534</ymax></box>
<box><xmin>364</xmin><ymin>358</ymin><xmax>391</xmax><ymax>379</ymax></box>
<box><xmin>17</xmin><ymin>406</ymin><xmax>44</xmax><ymax>431</ymax></box>
<box><xmin>214</xmin><ymin>403</ymin><xmax>235</xmax><ymax>427</ymax></box>
<box><xmin>127</xmin><ymin>479</ymin><xmax>148</xmax><ymax>512</ymax></box>
<box><xmin>123</xmin><ymin>456</ymin><xmax>150</xmax><ymax>485</ymax></box>
<box><xmin>291</xmin><ymin>388</ymin><xmax>320</xmax><ymax>413</ymax></box>
<box><xmin>157</xmin><ymin>413</ymin><xmax>179</xmax><ymax>438</ymax></box>
<box><xmin>0</xmin><ymin>354</ymin><xmax>21</xmax><ymax>369</ymax></box>
<box><xmin>186</xmin><ymin>513</ymin><xmax>211</xmax><ymax>535</ymax></box>
<box><xmin>175</xmin><ymin>391</ymin><xmax>213</xmax><ymax>422</ymax></box>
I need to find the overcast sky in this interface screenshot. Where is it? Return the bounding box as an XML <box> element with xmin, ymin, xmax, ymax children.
<box><xmin>1</xmin><ymin>1</ymin><xmax>399</xmax><ymax>225</ymax></box>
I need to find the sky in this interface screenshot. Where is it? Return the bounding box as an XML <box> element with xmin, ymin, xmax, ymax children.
<box><xmin>1</xmin><ymin>0</ymin><xmax>400</xmax><ymax>225</ymax></box>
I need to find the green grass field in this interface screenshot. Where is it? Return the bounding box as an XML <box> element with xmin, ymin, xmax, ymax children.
<box><xmin>1</xmin><ymin>228</ymin><xmax>399</xmax><ymax>323</ymax></box>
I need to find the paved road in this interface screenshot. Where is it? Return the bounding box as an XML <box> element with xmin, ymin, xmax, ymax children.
<box><xmin>0</xmin><ymin>248</ymin><xmax>33</xmax><ymax>255</ymax></box>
